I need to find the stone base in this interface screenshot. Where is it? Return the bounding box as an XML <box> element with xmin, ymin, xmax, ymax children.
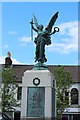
<box><xmin>21</xmin><ymin>69</ymin><xmax>56</xmax><ymax>119</ymax></box>
<box><xmin>33</xmin><ymin>62</ymin><xmax>48</xmax><ymax>70</ymax></box>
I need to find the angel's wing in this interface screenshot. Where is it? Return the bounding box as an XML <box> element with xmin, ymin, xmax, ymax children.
<box><xmin>33</xmin><ymin>14</ymin><xmax>39</xmax><ymax>29</ymax></box>
<box><xmin>45</xmin><ymin>12</ymin><xmax>59</xmax><ymax>33</ymax></box>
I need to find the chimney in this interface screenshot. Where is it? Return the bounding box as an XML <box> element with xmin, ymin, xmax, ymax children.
<box><xmin>5</xmin><ymin>51</ymin><xmax>12</xmax><ymax>68</ymax></box>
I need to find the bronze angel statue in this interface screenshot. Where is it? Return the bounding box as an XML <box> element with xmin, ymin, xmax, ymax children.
<box><xmin>30</xmin><ymin>12</ymin><xmax>59</xmax><ymax>63</ymax></box>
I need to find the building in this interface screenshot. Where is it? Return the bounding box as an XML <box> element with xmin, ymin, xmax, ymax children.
<box><xmin>0</xmin><ymin>64</ymin><xmax>80</xmax><ymax>120</ymax></box>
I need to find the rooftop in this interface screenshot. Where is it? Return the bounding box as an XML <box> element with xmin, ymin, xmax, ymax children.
<box><xmin>1</xmin><ymin>64</ymin><xmax>79</xmax><ymax>83</ymax></box>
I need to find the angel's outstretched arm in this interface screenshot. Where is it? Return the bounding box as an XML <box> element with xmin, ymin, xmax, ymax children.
<box><xmin>31</xmin><ymin>24</ymin><xmax>38</xmax><ymax>32</ymax></box>
<box><xmin>50</xmin><ymin>30</ymin><xmax>56</xmax><ymax>35</ymax></box>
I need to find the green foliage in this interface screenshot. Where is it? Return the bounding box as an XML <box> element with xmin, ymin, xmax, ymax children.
<box><xmin>0</xmin><ymin>69</ymin><xmax>2</xmax><ymax>111</ymax></box>
<box><xmin>54</xmin><ymin>66</ymin><xmax>72</xmax><ymax>117</ymax></box>
<box><xmin>1</xmin><ymin>67</ymin><xmax>19</xmax><ymax>112</ymax></box>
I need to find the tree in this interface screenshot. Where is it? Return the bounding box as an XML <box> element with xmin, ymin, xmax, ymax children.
<box><xmin>0</xmin><ymin>68</ymin><xmax>2</xmax><ymax>111</ymax></box>
<box><xmin>2</xmin><ymin>67</ymin><xmax>19</xmax><ymax>112</ymax></box>
<box><xmin>54</xmin><ymin>66</ymin><xmax>72</xmax><ymax>120</ymax></box>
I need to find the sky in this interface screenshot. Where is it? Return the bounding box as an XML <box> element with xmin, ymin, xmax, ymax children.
<box><xmin>0</xmin><ymin>0</ymin><xmax>79</xmax><ymax>2</ymax></box>
<box><xmin>0</xmin><ymin>2</ymin><xmax>79</xmax><ymax>65</ymax></box>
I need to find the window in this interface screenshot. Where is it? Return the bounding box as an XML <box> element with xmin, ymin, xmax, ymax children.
<box><xmin>71</xmin><ymin>88</ymin><xmax>78</xmax><ymax>104</ymax></box>
<box><xmin>17</xmin><ymin>87</ymin><xmax>22</xmax><ymax>100</ymax></box>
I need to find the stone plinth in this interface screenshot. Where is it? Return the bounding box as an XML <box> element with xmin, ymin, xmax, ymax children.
<box><xmin>21</xmin><ymin>69</ymin><xmax>56</xmax><ymax>119</ymax></box>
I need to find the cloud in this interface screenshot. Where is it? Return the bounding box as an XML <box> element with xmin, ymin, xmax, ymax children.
<box><xmin>48</xmin><ymin>21</ymin><xmax>78</xmax><ymax>54</ymax></box>
<box><xmin>78</xmin><ymin>22</ymin><xmax>80</xmax><ymax>52</ymax></box>
<box><xmin>19</xmin><ymin>36</ymin><xmax>31</xmax><ymax>46</ymax></box>
<box><xmin>11</xmin><ymin>58</ymin><xmax>22</xmax><ymax>64</ymax></box>
<box><xmin>78</xmin><ymin>60</ymin><xmax>80</xmax><ymax>65</ymax></box>
<box><xmin>4</xmin><ymin>44</ymin><xmax>8</xmax><ymax>49</ymax></box>
<box><xmin>8</xmin><ymin>31</ymin><xmax>17</xmax><ymax>35</ymax></box>
<box><xmin>0</xmin><ymin>56</ymin><xmax>22</xmax><ymax>65</ymax></box>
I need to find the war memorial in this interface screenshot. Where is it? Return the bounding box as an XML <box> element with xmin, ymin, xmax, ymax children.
<box><xmin>21</xmin><ymin>12</ymin><xmax>59</xmax><ymax>120</ymax></box>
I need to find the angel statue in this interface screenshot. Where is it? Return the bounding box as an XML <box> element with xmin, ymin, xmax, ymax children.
<box><xmin>30</xmin><ymin>12</ymin><xmax>59</xmax><ymax>63</ymax></box>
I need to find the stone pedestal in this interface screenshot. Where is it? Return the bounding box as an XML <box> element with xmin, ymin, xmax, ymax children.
<box><xmin>21</xmin><ymin>69</ymin><xmax>56</xmax><ymax>119</ymax></box>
